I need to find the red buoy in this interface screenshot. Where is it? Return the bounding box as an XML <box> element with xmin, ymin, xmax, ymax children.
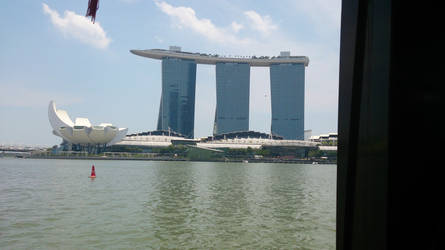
<box><xmin>90</xmin><ymin>165</ymin><xmax>96</xmax><ymax>178</ymax></box>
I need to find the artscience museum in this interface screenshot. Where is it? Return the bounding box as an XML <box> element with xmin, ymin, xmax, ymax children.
<box><xmin>48</xmin><ymin>101</ymin><xmax>127</xmax><ymax>151</ymax></box>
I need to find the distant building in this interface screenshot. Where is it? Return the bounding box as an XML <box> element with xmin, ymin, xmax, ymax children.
<box><xmin>202</xmin><ymin>131</ymin><xmax>283</xmax><ymax>142</ymax></box>
<box><xmin>310</xmin><ymin>132</ymin><xmax>338</xmax><ymax>143</ymax></box>
<box><xmin>197</xmin><ymin>131</ymin><xmax>317</xmax><ymax>150</ymax></box>
<box><xmin>131</xmin><ymin>47</ymin><xmax>309</xmax><ymax>139</ymax></box>
<box><xmin>214</xmin><ymin>62</ymin><xmax>250</xmax><ymax>135</ymax></box>
<box><xmin>270</xmin><ymin>63</ymin><xmax>305</xmax><ymax>140</ymax></box>
<box><xmin>114</xmin><ymin>130</ymin><xmax>317</xmax><ymax>151</ymax></box>
<box><xmin>304</xmin><ymin>129</ymin><xmax>312</xmax><ymax>141</ymax></box>
<box><xmin>48</xmin><ymin>101</ymin><xmax>127</xmax><ymax>151</ymax></box>
<box><xmin>157</xmin><ymin>57</ymin><xmax>197</xmax><ymax>139</ymax></box>
<box><xmin>115</xmin><ymin>130</ymin><xmax>187</xmax><ymax>148</ymax></box>
<box><xmin>130</xmin><ymin>46</ymin><xmax>309</xmax><ymax>140</ymax></box>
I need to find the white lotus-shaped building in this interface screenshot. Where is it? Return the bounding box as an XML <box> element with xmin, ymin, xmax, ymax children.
<box><xmin>48</xmin><ymin>101</ymin><xmax>128</xmax><ymax>146</ymax></box>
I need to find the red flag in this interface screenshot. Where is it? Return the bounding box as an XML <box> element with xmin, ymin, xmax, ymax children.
<box><xmin>86</xmin><ymin>0</ymin><xmax>99</xmax><ymax>23</ymax></box>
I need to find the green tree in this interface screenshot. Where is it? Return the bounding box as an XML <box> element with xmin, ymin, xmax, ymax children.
<box><xmin>308</xmin><ymin>149</ymin><xmax>323</xmax><ymax>158</ymax></box>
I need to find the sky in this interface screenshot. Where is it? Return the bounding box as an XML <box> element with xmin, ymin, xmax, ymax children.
<box><xmin>0</xmin><ymin>0</ymin><xmax>341</xmax><ymax>146</ymax></box>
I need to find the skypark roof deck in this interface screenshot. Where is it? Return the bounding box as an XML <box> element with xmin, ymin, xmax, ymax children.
<box><xmin>130</xmin><ymin>48</ymin><xmax>309</xmax><ymax>67</ymax></box>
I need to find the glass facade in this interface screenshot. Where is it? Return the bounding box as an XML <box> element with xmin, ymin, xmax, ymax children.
<box><xmin>214</xmin><ymin>63</ymin><xmax>250</xmax><ymax>135</ymax></box>
<box><xmin>270</xmin><ymin>63</ymin><xmax>305</xmax><ymax>140</ymax></box>
<box><xmin>157</xmin><ymin>57</ymin><xmax>197</xmax><ymax>138</ymax></box>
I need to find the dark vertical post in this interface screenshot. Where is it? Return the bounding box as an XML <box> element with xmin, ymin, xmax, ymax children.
<box><xmin>338</xmin><ymin>0</ymin><xmax>443</xmax><ymax>249</ymax></box>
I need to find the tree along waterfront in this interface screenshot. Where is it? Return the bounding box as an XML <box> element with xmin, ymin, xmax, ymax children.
<box><xmin>29</xmin><ymin>145</ymin><xmax>336</xmax><ymax>164</ymax></box>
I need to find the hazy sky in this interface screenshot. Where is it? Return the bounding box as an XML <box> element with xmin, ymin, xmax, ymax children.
<box><xmin>0</xmin><ymin>0</ymin><xmax>341</xmax><ymax>146</ymax></box>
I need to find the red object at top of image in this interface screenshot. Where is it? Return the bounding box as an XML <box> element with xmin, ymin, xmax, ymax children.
<box><xmin>86</xmin><ymin>0</ymin><xmax>99</xmax><ymax>23</ymax></box>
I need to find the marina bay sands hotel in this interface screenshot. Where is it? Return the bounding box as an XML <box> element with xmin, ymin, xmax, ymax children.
<box><xmin>130</xmin><ymin>46</ymin><xmax>309</xmax><ymax>140</ymax></box>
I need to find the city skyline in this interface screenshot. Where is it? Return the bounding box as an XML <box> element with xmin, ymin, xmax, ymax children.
<box><xmin>0</xmin><ymin>0</ymin><xmax>341</xmax><ymax>146</ymax></box>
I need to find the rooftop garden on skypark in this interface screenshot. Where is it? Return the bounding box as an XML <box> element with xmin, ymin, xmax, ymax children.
<box><xmin>151</xmin><ymin>48</ymin><xmax>306</xmax><ymax>60</ymax></box>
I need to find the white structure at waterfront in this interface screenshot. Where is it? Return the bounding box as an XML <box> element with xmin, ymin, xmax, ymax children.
<box><xmin>309</xmin><ymin>133</ymin><xmax>338</xmax><ymax>142</ymax></box>
<box><xmin>130</xmin><ymin>47</ymin><xmax>309</xmax><ymax>67</ymax></box>
<box><xmin>116</xmin><ymin>134</ymin><xmax>318</xmax><ymax>150</ymax></box>
<box><xmin>48</xmin><ymin>101</ymin><xmax>127</xmax><ymax>146</ymax></box>
<box><xmin>196</xmin><ymin>138</ymin><xmax>318</xmax><ymax>150</ymax></box>
<box><xmin>116</xmin><ymin>134</ymin><xmax>186</xmax><ymax>148</ymax></box>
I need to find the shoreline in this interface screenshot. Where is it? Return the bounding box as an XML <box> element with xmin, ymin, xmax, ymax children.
<box><xmin>19</xmin><ymin>155</ymin><xmax>336</xmax><ymax>164</ymax></box>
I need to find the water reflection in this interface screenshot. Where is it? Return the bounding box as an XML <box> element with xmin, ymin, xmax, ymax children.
<box><xmin>0</xmin><ymin>159</ymin><xmax>336</xmax><ymax>249</ymax></box>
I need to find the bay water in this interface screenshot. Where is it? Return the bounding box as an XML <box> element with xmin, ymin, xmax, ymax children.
<box><xmin>0</xmin><ymin>158</ymin><xmax>336</xmax><ymax>249</ymax></box>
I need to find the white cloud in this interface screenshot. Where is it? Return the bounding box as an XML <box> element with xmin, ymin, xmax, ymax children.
<box><xmin>154</xmin><ymin>1</ymin><xmax>250</xmax><ymax>45</ymax></box>
<box><xmin>42</xmin><ymin>3</ymin><xmax>111</xmax><ymax>49</ymax></box>
<box><xmin>154</xmin><ymin>35</ymin><xmax>164</xmax><ymax>43</ymax></box>
<box><xmin>153</xmin><ymin>1</ymin><xmax>340</xmax><ymax>135</ymax></box>
<box><xmin>244</xmin><ymin>10</ymin><xmax>277</xmax><ymax>36</ymax></box>
<box><xmin>294</xmin><ymin>0</ymin><xmax>341</xmax><ymax>36</ymax></box>
<box><xmin>231</xmin><ymin>21</ymin><xmax>243</xmax><ymax>33</ymax></box>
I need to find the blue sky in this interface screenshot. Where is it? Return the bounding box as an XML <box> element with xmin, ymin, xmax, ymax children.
<box><xmin>0</xmin><ymin>0</ymin><xmax>341</xmax><ymax>146</ymax></box>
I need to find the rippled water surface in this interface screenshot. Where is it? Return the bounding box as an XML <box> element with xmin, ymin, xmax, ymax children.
<box><xmin>0</xmin><ymin>158</ymin><xmax>336</xmax><ymax>249</ymax></box>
